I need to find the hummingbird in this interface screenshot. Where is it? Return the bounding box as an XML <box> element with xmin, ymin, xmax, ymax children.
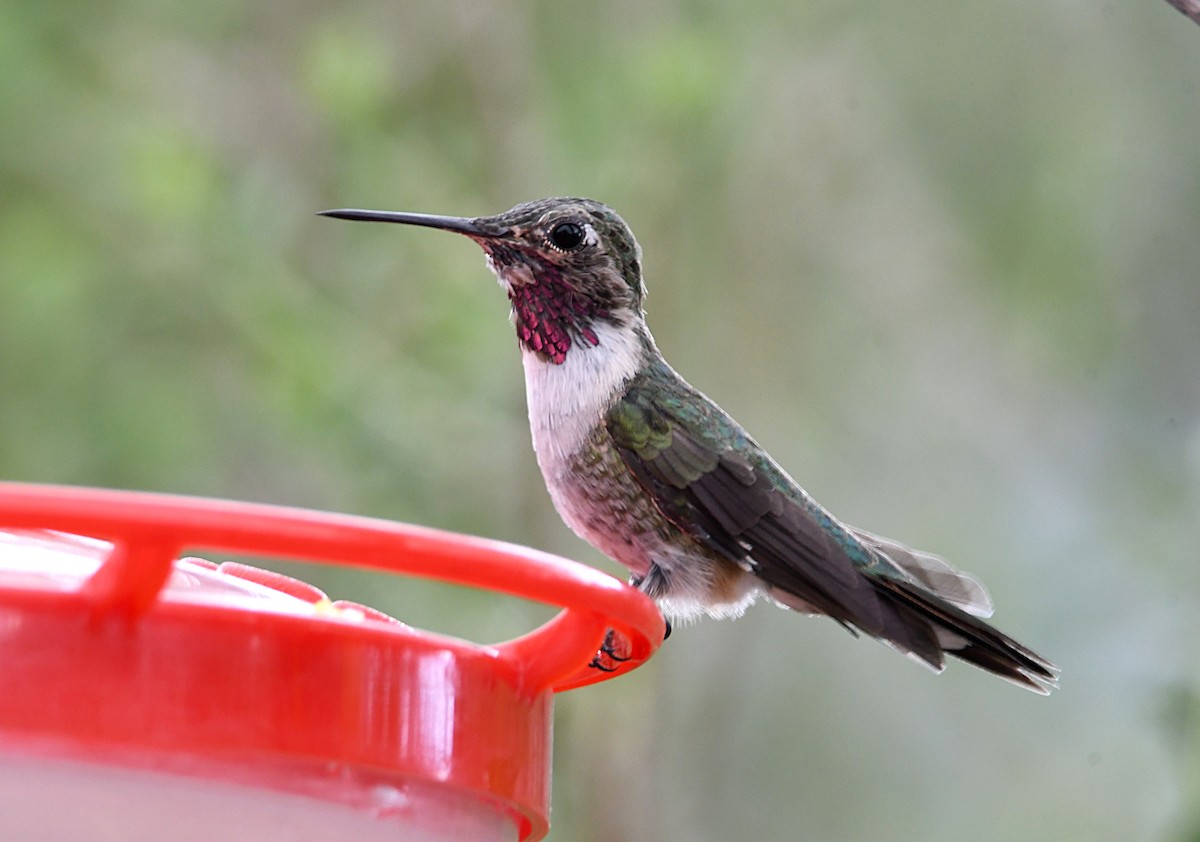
<box><xmin>320</xmin><ymin>197</ymin><xmax>1057</xmax><ymax>693</ymax></box>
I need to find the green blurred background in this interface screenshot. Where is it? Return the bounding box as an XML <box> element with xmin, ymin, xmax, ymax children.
<box><xmin>2</xmin><ymin>0</ymin><xmax>1199</xmax><ymax>838</ymax></box>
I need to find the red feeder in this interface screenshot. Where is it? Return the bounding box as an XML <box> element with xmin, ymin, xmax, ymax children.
<box><xmin>0</xmin><ymin>483</ymin><xmax>664</xmax><ymax>841</ymax></box>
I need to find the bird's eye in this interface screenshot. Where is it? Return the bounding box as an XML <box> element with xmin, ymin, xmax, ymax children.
<box><xmin>549</xmin><ymin>221</ymin><xmax>586</xmax><ymax>251</ymax></box>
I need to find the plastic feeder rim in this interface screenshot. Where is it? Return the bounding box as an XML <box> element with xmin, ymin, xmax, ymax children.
<box><xmin>0</xmin><ymin>482</ymin><xmax>665</xmax><ymax>841</ymax></box>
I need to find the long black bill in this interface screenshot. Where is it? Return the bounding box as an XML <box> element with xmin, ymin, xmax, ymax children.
<box><xmin>318</xmin><ymin>208</ymin><xmax>491</xmax><ymax>237</ymax></box>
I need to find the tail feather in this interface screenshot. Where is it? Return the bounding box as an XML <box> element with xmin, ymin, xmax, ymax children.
<box><xmin>872</xmin><ymin>577</ymin><xmax>1058</xmax><ymax>694</ymax></box>
<box><xmin>850</xmin><ymin>527</ymin><xmax>994</xmax><ymax>618</ymax></box>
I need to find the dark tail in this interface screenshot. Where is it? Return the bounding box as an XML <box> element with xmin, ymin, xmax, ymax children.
<box><xmin>871</xmin><ymin>577</ymin><xmax>1058</xmax><ymax>694</ymax></box>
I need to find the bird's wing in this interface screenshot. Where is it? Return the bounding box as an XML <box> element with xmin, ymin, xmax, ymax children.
<box><xmin>604</xmin><ymin>367</ymin><xmax>1058</xmax><ymax>692</ymax></box>
<box><xmin>604</xmin><ymin>370</ymin><xmax>927</xmax><ymax>650</ymax></box>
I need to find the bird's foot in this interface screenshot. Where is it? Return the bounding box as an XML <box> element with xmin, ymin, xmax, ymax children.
<box><xmin>589</xmin><ymin>628</ymin><xmax>632</xmax><ymax>672</ymax></box>
<box><xmin>628</xmin><ymin>574</ymin><xmax>672</xmax><ymax>642</ymax></box>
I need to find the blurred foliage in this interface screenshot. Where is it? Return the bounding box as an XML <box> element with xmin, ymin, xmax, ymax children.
<box><xmin>2</xmin><ymin>0</ymin><xmax>1199</xmax><ymax>839</ymax></box>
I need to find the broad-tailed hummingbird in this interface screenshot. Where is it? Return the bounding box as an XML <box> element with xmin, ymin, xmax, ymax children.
<box><xmin>320</xmin><ymin>197</ymin><xmax>1056</xmax><ymax>693</ymax></box>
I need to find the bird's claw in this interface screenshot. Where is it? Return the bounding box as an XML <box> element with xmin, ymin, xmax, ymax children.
<box><xmin>588</xmin><ymin>628</ymin><xmax>632</xmax><ymax>672</ymax></box>
<box><xmin>629</xmin><ymin>574</ymin><xmax>672</xmax><ymax>642</ymax></box>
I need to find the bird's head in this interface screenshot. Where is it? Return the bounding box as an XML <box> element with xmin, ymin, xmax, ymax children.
<box><xmin>321</xmin><ymin>197</ymin><xmax>646</xmax><ymax>364</ymax></box>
